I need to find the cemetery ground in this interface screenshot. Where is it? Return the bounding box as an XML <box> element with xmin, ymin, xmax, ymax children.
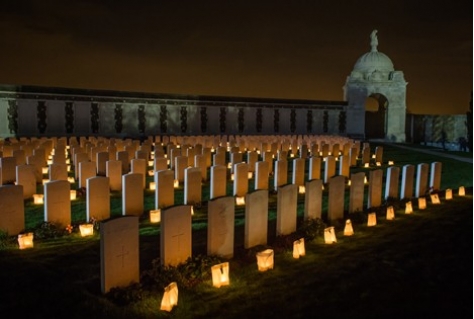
<box><xmin>0</xmin><ymin>142</ymin><xmax>472</xmax><ymax>319</ymax></box>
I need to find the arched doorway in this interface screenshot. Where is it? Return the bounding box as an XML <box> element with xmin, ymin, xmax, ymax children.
<box><xmin>365</xmin><ymin>93</ymin><xmax>388</xmax><ymax>139</ymax></box>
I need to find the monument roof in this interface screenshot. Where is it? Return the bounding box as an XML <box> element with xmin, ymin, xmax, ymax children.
<box><xmin>353</xmin><ymin>30</ymin><xmax>394</xmax><ymax>73</ymax></box>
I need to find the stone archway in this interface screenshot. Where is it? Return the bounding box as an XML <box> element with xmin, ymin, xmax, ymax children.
<box><xmin>365</xmin><ymin>93</ymin><xmax>388</xmax><ymax>139</ymax></box>
<box><xmin>343</xmin><ymin>30</ymin><xmax>407</xmax><ymax>142</ymax></box>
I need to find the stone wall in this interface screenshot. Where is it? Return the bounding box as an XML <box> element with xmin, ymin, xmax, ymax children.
<box><xmin>406</xmin><ymin>114</ymin><xmax>469</xmax><ymax>148</ymax></box>
<box><xmin>0</xmin><ymin>85</ymin><xmax>348</xmax><ymax>139</ymax></box>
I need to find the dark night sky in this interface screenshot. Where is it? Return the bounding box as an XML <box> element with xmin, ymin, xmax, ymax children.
<box><xmin>0</xmin><ymin>0</ymin><xmax>471</xmax><ymax>114</ymax></box>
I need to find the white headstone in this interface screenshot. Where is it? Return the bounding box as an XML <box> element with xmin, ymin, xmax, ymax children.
<box><xmin>16</xmin><ymin>164</ymin><xmax>36</xmax><ymax>199</ymax></box>
<box><xmin>131</xmin><ymin>158</ymin><xmax>147</xmax><ymax>189</ymax></box>
<box><xmin>160</xmin><ymin>205</ymin><xmax>192</xmax><ymax>266</ymax></box>
<box><xmin>328</xmin><ymin>175</ymin><xmax>345</xmax><ymax>222</ymax></box>
<box><xmin>324</xmin><ymin>156</ymin><xmax>336</xmax><ymax>184</ymax></box>
<box><xmin>349</xmin><ymin>172</ymin><xmax>365</xmax><ymax>213</ymax></box>
<box><xmin>0</xmin><ymin>185</ymin><xmax>24</xmax><ymax>235</ymax></box>
<box><xmin>122</xmin><ymin>173</ymin><xmax>144</xmax><ymax>216</ymax></box>
<box><xmin>208</xmin><ymin>196</ymin><xmax>235</xmax><ymax>258</ymax></box>
<box><xmin>255</xmin><ymin>161</ymin><xmax>269</xmax><ymax>191</ymax></box>
<box><xmin>244</xmin><ymin>190</ymin><xmax>269</xmax><ymax>248</ymax></box>
<box><xmin>429</xmin><ymin>162</ymin><xmax>442</xmax><ymax>192</ymax></box>
<box><xmin>415</xmin><ymin>163</ymin><xmax>429</xmax><ymax>198</ymax></box>
<box><xmin>79</xmin><ymin>161</ymin><xmax>97</xmax><ymax>189</ymax></box>
<box><xmin>304</xmin><ymin>179</ymin><xmax>323</xmax><ymax>220</ymax></box>
<box><xmin>87</xmin><ymin>176</ymin><xmax>110</xmax><ymax>221</ymax></box>
<box><xmin>44</xmin><ymin>180</ymin><xmax>71</xmax><ymax>226</ymax></box>
<box><xmin>155</xmin><ymin>169</ymin><xmax>175</xmax><ymax>209</ymax></box>
<box><xmin>368</xmin><ymin>169</ymin><xmax>383</xmax><ymax>208</ymax></box>
<box><xmin>233</xmin><ymin>162</ymin><xmax>248</xmax><ymax>197</ymax></box>
<box><xmin>400</xmin><ymin>164</ymin><xmax>415</xmax><ymax>200</ymax></box>
<box><xmin>0</xmin><ymin>157</ymin><xmax>17</xmax><ymax>184</ymax></box>
<box><xmin>100</xmin><ymin>216</ymin><xmax>139</xmax><ymax>294</ymax></box>
<box><xmin>184</xmin><ymin>167</ymin><xmax>202</xmax><ymax>206</ymax></box>
<box><xmin>49</xmin><ymin>163</ymin><xmax>68</xmax><ymax>181</ymax></box>
<box><xmin>106</xmin><ymin>160</ymin><xmax>122</xmax><ymax>192</ymax></box>
<box><xmin>276</xmin><ymin>184</ymin><xmax>298</xmax><ymax>236</ymax></box>
<box><xmin>385</xmin><ymin>166</ymin><xmax>400</xmax><ymax>200</ymax></box>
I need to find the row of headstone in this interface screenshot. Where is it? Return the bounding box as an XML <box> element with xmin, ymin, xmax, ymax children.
<box><xmin>99</xmin><ymin>159</ymin><xmax>445</xmax><ymax>293</ymax></box>
<box><xmin>0</xmin><ymin>157</ymin><xmax>444</xmax><ymax>238</ymax></box>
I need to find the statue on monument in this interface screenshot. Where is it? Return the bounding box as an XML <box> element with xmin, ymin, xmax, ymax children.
<box><xmin>370</xmin><ymin>29</ymin><xmax>378</xmax><ymax>52</ymax></box>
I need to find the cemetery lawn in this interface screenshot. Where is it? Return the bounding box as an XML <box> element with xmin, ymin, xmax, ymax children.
<box><xmin>0</xmin><ymin>143</ymin><xmax>472</xmax><ymax>318</ymax></box>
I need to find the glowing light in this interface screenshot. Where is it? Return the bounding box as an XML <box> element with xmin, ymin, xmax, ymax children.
<box><xmin>33</xmin><ymin>194</ymin><xmax>44</xmax><ymax>204</ymax></box>
<box><xmin>405</xmin><ymin>201</ymin><xmax>413</xmax><ymax>214</ymax></box>
<box><xmin>235</xmin><ymin>196</ymin><xmax>245</xmax><ymax>206</ymax></box>
<box><xmin>367</xmin><ymin>212</ymin><xmax>377</xmax><ymax>226</ymax></box>
<box><xmin>386</xmin><ymin>206</ymin><xmax>395</xmax><ymax>220</ymax></box>
<box><xmin>211</xmin><ymin>262</ymin><xmax>230</xmax><ymax>288</ymax></box>
<box><xmin>79</xmin><ymin>224</ymin><xmax>94</xmax><ymax>237</ymax></box>
<box><xmin>344</xmin><ymin>220</ymin><xmax>354</xmax><ymax>236</ymax></box>
<box><xmin>430</xmin><ymin>193</ymin><xmax>440</xmax><ymax>204</ymax></box>
<box><xmin>256</xmin><ymin>249</ymin><xmax>274</xmax><ymax>272</ymax></box>
<box><xmin>160</xmin><ymin>282</ymin><xmax>178</xmax><ymax>312</ymax></box>
<box><xmin>150</xmin><ymin>209</ymin><xmax>161</xmax><ymax>223</ymax></box>
<box><xmin>70</xmin><ymin>190</ymin><xmax>77</xmax><ymax>200</ymax></box>
<box><xmin>324</xmin><ymin>227</ymin><xmax>337</xmax><ymax>244</ymax></box>
<box><xmin>445</xmin><ymin>189</ymin><xmax>453</xmax><ymax>200</ymax></box>
<box><xmin>292</xmin><ymin>238</ymin><xmax>305</xmax><ymax>259</ymax></box>
<box><xmin>298</xmin><ymin>185</ymin><xmax>306</xmax><ymax>194</ymax></box>
<box><xmin>18</xmin><ymin>233</ymin><xmax>34</xmax><ymax>249</ymax></box>
<box><xmin>418</xmin><ymin>197</ymin><xmax>427</xmax><ymax>210</ymax></box>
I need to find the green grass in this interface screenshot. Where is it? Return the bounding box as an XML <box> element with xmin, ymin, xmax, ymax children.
<box><xmin>0</xmin><ymin>142</ymin><xmax>472</xmax><ymax>318</ymax></box>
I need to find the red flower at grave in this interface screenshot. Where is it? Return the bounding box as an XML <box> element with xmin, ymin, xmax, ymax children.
<box><xmin>65</xmin><ymin>224</ymin><xmax>73</xmax><ymax>234</ymax></box>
